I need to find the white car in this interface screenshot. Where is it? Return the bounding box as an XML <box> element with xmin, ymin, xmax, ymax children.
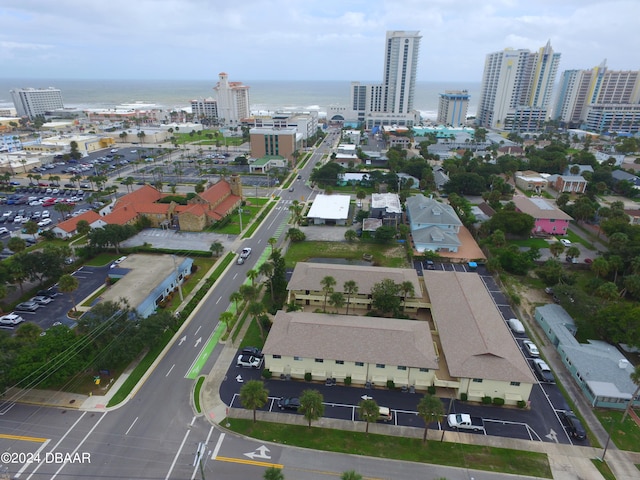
<box><xmin>560</xmin><ymin>239</ymin><xmax>571</xmax><ymax>247</ymax></box>
<box><xmin>240</xmin><ymin>247</ymin><xmax>252</xmax><ymax>259</ymax></box>
<box><xmin>0</xmin><ymin>227</ymin><xmax>9</xmax><ymax>236</ymax></box>
<box><xmin>41</xmin><ymin>210</ymin><xmax>50</xmax><ymax>218</ymax></box>
<box><xmin>0</xmin><ymin>313</ymin><xmax>24</xmax><ymax>326</ymax></box>
<box><xmin>507</xmin><ymin>318</ymin><xmax>525</xmax><ymax>334</ymax></box>
<box><xmin>522</xmin><ymin>340</ymin><xmax>540</xmax><ymax>357</ymax></box>
<box><xmin>13</xmin><ymin>216</ymin><xmax>24</xmax><ymax>223</ymax></box>
<box><xmin>236</xmin><ymin>354</ymin><xmax>262</xmax><ymax>369</ymax></box>
<box><xmin>37</xmin><ymin>218</ymin><xmax>52</xmax><ymax>227</ymax></box>
<box><xmin>31</xmin><ymin>295</ymin><xmax>53</xmax><ymax>305</ymax></box>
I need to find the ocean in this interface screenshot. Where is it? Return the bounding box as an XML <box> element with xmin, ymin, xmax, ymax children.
<box><xmin>0</xmin><ymin>78</ymin><xmax>480</xmax><ymax>120</ymax></box>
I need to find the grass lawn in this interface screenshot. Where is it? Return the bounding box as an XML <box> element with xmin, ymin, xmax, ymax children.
<box><xmin>225</xmin><ymin>419</ymin><xmax>552</xmax><ymax>478</ymax></box>
<box><xmin>85</xmin><ymin>253</ymin><xmax>123</xmax><ymax>267</ymax></box>
<box><xmin>508</xmin><ymin>237</ymin><xmax>550</xmax><ymax>249</ymax></box>
<box><xmin>211</xmin><ymin>205</ymin><xmax>263</xmax><ymax>235</ymax></box>
<box><xmin>593</xmin><ymin>409</ymin><xmax>640</xmax><ymax>453</ymax></box>
<box><xmin>285</xmin><ymin>241</ymin><xmax>409</xmax><ymax>268</ymax></box>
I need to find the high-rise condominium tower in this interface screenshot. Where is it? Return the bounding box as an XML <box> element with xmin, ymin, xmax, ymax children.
<box><xmin>349</xmin><ymin>30</ymin><xmax>421</xmax><ymax>128</ymax></box>
<box><xmin>437</xmin><ymin>90</ymin><xmax>470</xmax><ymax>126</ymax></box>
<box><xmin>214</xmin><ymin>72</ymin><xmax>250</xmax><ymax>126</ymax></box>
<box><xmin>10</xmin><ymin>87</ymin><xmax>64</xmax><ymax>120</ymax></box>
<box><xmin>476</xmin><ymin>41</ymin><xmax>560</xmax><ymax>131</ymax></box>
<box><xmin>553</xmin><ymin>60</ymin><xmax>640</xmax><ymax>133</ymax></box>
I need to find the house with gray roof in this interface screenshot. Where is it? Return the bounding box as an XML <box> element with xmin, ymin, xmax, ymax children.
<box><xmin>433</xmin><ymin>166</ymin><xmax>450</xmax><ymax>190</ymax></box>
<box><xmin>611</xmin><ymin>169</ymin><xmax>640</xmax><ymax>189</ymax></box>
<box><xmin>512</xmin><ymin>195</ymin><xmax>573</xmax><ymax>235</ymax></box>
<box><xmin>535</xmin><ymin>304</ymin><xmax>639</xmax><ymax>410</ymax></box>
<box><xmin>405</xmin><ymin>194</ymin><xmax>462</xmax><ymax>252</ymax></box>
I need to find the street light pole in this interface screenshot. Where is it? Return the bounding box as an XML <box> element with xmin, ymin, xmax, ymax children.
<box><xmin>238</xmin><ymin>208</ymin><xmax>243</xmax><ymax>232</ymax></box>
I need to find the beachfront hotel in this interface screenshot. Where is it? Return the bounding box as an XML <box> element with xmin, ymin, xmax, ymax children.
<box><xmin>213</xmin><ymin>72</ymin><xmax>250</xmax><ymax>126</ymax></box>
<box><xmin>437</xmin><ymin>90</ymin><xmax>470</xmax><ymax>126</ymax></box>
<box><xmin>476</xmin><ymin>41</ymin><xmax>560</xmax><ymax>132</ymax></box>
<box><xmin>10</xmin><ymin>87</ymin><xmax>65</xmax><ymax>120</ymax></box>
<box><xmin>346</xmin><ymin>30</ymin><xmax>422</xmax><ymax>129</ymax></box>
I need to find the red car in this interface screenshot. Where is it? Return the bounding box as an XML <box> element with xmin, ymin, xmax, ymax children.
<box><xmin>38</xmin><ymin>182</ymin><xmax>48</xmax><ymax>187</ymax></box>
<box><xmin>584</xmin><ymin>258</ymin><xmax>593</xmax><ymax>264</ymax></box>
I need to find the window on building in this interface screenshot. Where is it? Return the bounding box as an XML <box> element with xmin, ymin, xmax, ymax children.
<box><xmin>376</xmin><ymin>364</ymin><xmax>385</xmax><ymax>369</ymax></box>
<box><xmin>355</xmin><ymin>362</ymin><xmax>364</xmax><ymax>367</ymax></box>
<box><xmin>397</xmin><ymin>366</ymin><xmax>407</xmax><ymax>371</ymax></box>
<box><xmin>273</xmin><ymin>354</ymin><xmax>281</xmax><ymax>359</ymax></box>
<box><xmin>510</xmin><ymin>381</ymin><xmax>521</xmax><ymax>386</ymax></box>
<box><xmin>472</xmin><ymin>378</ymin><xmax>483</xmax><ymax>383</ymax></box>
<box><xmin>419</xmin><ymin>368</ymin><xmax>429</xmax><ymax>372</ymax></box>
<box><xmin>335</xmin><ymin>360</ymin><xmax>344</xmax><ymax>365</ymax></box>
<box><xmin>293</xmin><ymin>356</ymin><xmax>302</xmax><ymax>361</ymax></box>
<box><xmin>315</xmin><ymin>358</ymin><xmax>323</xmax><ymax>363</ymax></box>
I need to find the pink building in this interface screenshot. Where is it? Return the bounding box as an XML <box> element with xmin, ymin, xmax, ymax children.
<box><xmin>512</xmin><ymin>196</ymin><xmax>573</xmax><ymax>235</ymax></box>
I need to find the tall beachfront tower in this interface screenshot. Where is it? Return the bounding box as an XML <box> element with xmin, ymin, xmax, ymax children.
<box><xmin>10</xmin><ymin>87</ymin><xmax>64</xmax><ymax>120</ymax></box>
<box><xmin>349</xmin><ymin>30</ymin><xmax>422</xmax><ymax>129</ymax></box>
<box><xmin>214</xmin><ymin>73</ymin><xmax>250</xmax><ymax>126</ymax></box>
<box><xmin>553</xmin><ymin>60</ymin><xmax>640</xmax><ymax>132</ymax></box>
<box><xmin>476</xmin><ymin>41</ymin><xmax>560</xmax><ymax>132</ymax></box>
<box><xmin>437</xmin><ymin>90</ymin><xmax>470</xmax><ymax>126</ymax></box>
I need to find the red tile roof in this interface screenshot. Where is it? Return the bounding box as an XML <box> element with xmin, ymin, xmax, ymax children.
<box><xmin>198</xmin><ymin>181</ymin><xmax>231</xmax><ymax>204</ymax></box>
<box><xmin>55</xmin><ymin>211</ymin><xmax>101</xmax><ymax>233</ymax></box>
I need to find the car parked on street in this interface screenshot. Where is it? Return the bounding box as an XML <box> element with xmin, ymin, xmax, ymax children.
<box><xmin>522</xmin><ymin>340</ymin><xmax>540</xmax><ymax>357</ymax></box>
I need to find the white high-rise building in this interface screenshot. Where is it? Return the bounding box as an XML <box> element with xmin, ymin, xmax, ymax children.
<box><xmin>553</xmin><ymin>61</ymin><xmax>640</xmax><ymax>133</ymax></box>
<box><xmin>476</xmin><ymin>41</ymin><xmax>560</xmax><ymax>132</ymax></box>
<box><xmin>437</xmin><ymin>90</ymin><xmax>470</xmax><ymax>126</ymax></box>
<box><xmin>348</xmin><ymin>31</ymin><xmax>421</xmax><ymax>129</ymax></box>
<box><xmin>213</xmin><ymin>73</ymin><xmax>250</xmax><ymax>126</ymax></box>
<box><xmin>10</xmin><ymin>87</ymin><xmax>64</xmax><ymax>120</ymax></box>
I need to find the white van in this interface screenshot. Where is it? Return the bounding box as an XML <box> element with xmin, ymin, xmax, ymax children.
<box><xmin>507</xmin><ymin>318</ymin><xmax>525</xmax><ymax>334</ymax></box>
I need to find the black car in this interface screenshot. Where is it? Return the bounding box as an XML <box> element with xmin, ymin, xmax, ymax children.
<box><xmin>277</xmin><ymin>397</ymin><xmax>301</xmax><ymax>411</ymax></box>
<box><xmin>425</xmin><ymin>260</ymin><xmax>436</xmax><ymax>270</ymax></box>
<box><xmin>37</xmin><ymin>288</ymin><xmax>60</xmax><ymax>298</ymax></box>
<box><xmin>559</xmin><ymin>411</ymin><xmax>586</xmax><ymax>440</ymax></box>
<box><xmin>242</xmin><ymin>346</ymin><xmax>263</xmax><ymax>358</ymax></box>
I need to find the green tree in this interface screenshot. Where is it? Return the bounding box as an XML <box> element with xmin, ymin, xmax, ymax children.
<box><xmin>358</xmin><ymin>398</ymin><xmax>380</xmax><ymax>433</ymax></box>
<box><xmin>374</xmin><ymin>225</ymin><xmax>396</xmax><ymax>243</ymax></box>
<box><xmin>399</xmin><ymin>280</ymin><xmax>415</xmax><ymax>312</ymax></box>
<box><xmin>549</xmin><ymin>242</ymin><xmax>565</xmax><ymax>258</ymax></box>
<box><xmin>7</xmin><ymin>236</ymin><xmax>26</xmax><ymax>254</ymax></box>
<box><xmin>591</xmin><ymin>257</ymin><xmax>610</xmax><ymax>279</ymax></box>
<box><xmin>299</xmin><ymin>389</ymin><xmax>325</xmax><ymax>429</ymax></box>
<box><xmin>76</xmin><ymin>219</ymin><xmax>91</xmax><ymax>237</ymax></box>
<box><xmin>343</xmin><ymin>280</ymin><xmax>358</xmax><ymax>315</ymax></box>
<box><xmin>417</xmin><ymin>394</ymin><xmax>444</xmax><ymax>443</ymax></box>
<box><xmin>209</xmin><ymin>241</ymin><xmax>224</xmax><ymax>257</ymax></box>
<box><xmin>622</xmin><ymin>365</ymin><xmax>640</xmax><ymax>423</ymax></box>
<box><xmin>248</xmin><ymin>301</ymin><xmax>266</xmax><ymax>340</ymax></box>
<box><xmin>344</xmin><ymin>229</ymin><xmax>357</xmax><ymax>242</ymax></box>
<box><xmin>54</xmin><ymin>202</ymin><xmax>73</xmax><ymax>222</ymax></box>
<box><xmin>263</xmin><ymin>467</ymin><xmax>284</xmax><ymax>480</ymax></box>
<box><xmin>320</xmin><ymin>276</ymin><xmax>336</xmax><ymax>312</ymax></box>
<box><xmin>341</xmin><ymin>471</ymin><xmax>363</xmax><ymax>480</ymax></box>
<box><xmin>267</xmin><ymin>237</ymin><xmax>277</xmax><ymax>254</ymax></box>
<box><xmin>23</xmin><ymin>221</ymin><xmax>39</xmax><ymax>241</ymax></box>
<box><xmin>259</xmin><ymin>262</ymin><xmax>275</xmax><ymax>299</ymax></box>
<box><xmin>59</xmin><ymin>273</ymin><xmax>79</xmax><ymax>315</ymax></box>
<box><xmin>230</xmin><ymin>291</ymin><xmax>243</xmax><ymax>315</ymax></box>
<box><xmin>286</xmin><ymin>228</ymin><xmax>306</xmax><ymax>242</ymax></box>
<box><xmin>240</xmin><ymin>380</ymin><xmax>269</xmax><ymax>423</ymax></box>
<box><xmin>328</xmin><ymin>291</ymin><xmax>345</xmax><ymax>312</ymax></box>
<box><xmin>247</xmin><ymin>268</ymin><xmax>259</xmax><ymax>286</ymax></box>
<box><xmin>371</xmin><ymin>279</ymin><xmax>401</xmax><ymax>316</ymax></box>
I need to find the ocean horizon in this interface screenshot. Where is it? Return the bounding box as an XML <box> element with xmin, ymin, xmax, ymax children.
<box><xmin>0</xmin><ymin>78</ymin><xmax>481</xmax><ymax>119</ymax></box>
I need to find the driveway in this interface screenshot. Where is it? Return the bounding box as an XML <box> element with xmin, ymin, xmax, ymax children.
<box><xmin>301</xmin><ymin>225</ymin><xmax>352</xmax><ymax>241</ymax></box>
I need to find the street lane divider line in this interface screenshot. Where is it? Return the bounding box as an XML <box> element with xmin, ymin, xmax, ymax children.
<box><xmin>0</xmin><ymin>433</ymin><xmax>48</xmax><ymax>443</ymax></box>
<box><xmin>215</xmin><ymin>456</ymin><xmax>283</xmax><ymax>469</ymax></box>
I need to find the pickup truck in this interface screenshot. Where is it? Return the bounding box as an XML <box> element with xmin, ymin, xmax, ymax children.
<box><xmin>447</xmin><ymin>413</ymin><xmax>485</xmax><ymax>432</ymax></box>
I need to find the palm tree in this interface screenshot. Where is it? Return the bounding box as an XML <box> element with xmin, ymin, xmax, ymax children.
<box><xmin>248</xmin><ymin>301</ymin><xmax>266</xmax><ymax>340</ymax></box>
<box><xmin>343</xmin><ymin>280</ymin><xmax>358</xmax><ymax>315</ymax></box>
<box><xmin>341</xmin><ymin>471</ymin><xmax>363</xmax><ymax>480</ymax></box>
<box><xmin>622</xmin><ymin>365</ymin><xmax>640</xmax><ymax>423</ymax></box>
<box><xmin>239</xmin><ymin>380</ymin><xmax>268</xmax><ymax>423</ymax></box>
<box><xmin>59</xmin><ymin>274</ymin><xmax>79</xmax><ymax>315</ymax></box>
<box><xmin>299</xmin><ymin>389</ymin><xmax>325</xmax><ymax>429</ymax></box>
<box><xmin>358</xmin><ymin>398</ymin><xmax>380</xmax><ymax>433</ymax></box>
<box><xmin>329</xmin><ymin>291</ymin><xmax>345</xmax><ymax>313</ymax></box>
<box><xmin>263</xmin><ymin>467</ymin><xmax>284</xmax><ymax>480</ymax></box>
<box><xmin>229</xmin><ymin>291</ymin><xmax>243</xmax><ymax>315</ymax></box>
<box><xmin>209</xmin><ymin>241</ymin><xmax>224</xmax><ymax>257</ymax></box>
<box><xmin>267</xmin><ymin>237</ymin><xmax>277</xmax><ymax>254</ymax></box>
<box><xmin>259</xmin><ymin>262</ymin><xmax>275</xmax><ymax>299</ymax></box>
<box><xmin>417</xmin><ymin>394</ymin><xmax>445</xmax><ymax>443</ymax></box>
<box><xmin>320</xmin><ymin>276</ymin><xmax>336</xmax><ymax>312</ymax></box>
<box><xmin>399</xmin><ymin>280</ymin><xmax>415</xmax><ymax>311</ymax></box>
<box><xmin>247</xmin><ymin>268</ymin><xmax>259</xmax><ymax>286</ymax></box>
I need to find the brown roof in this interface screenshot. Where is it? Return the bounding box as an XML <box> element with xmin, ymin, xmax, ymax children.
<box><xmin>197</xmin><ymin>180</ymin><xmax>231</xmax><ymax>204</ymax></box>
<box><xmin>512</xmin><ymin>195</ymin><xmax>573</xmax><ymax>221</ymax></box>
<box><xmin>55</xmin><ymin>211</ymin><xmax>101</xmax><ymax>233</ymax></box>
<box><xmin>113</xmin><ymin>185</ymin><xmax>163</xmax><ymax>208</ymax></box>
<box><xmin>287</xmin><ymin>262</ymin><xmax>421</xmax><ymax>296</ymax></box>
<box><xmin>263</xmin><ymin>311</ymin><xmax>438</xmax><ymax>369</ymax></box>
<box><xmin>424</xmin><ymin>271</ymin><xmax>536</xmax><ymax>383</ymax></box>
<box><xmin>101</xmin><ymin>206</ymin><xmax>139</xmax><ymax>225</ymax></box>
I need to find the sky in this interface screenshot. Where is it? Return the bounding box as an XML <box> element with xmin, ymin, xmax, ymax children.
<box><xmin>1</xmin><ymin>0</ymin><xmax>638</xmax><ymax>83</ymax></box>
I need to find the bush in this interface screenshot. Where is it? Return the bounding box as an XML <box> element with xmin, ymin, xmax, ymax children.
<box><xmin>492</xmin><ymin>397</ymin><xmax>505</xmax><ymax>406</ymax></box>
<box><xmin>261</xmin><ymin>369</ymin><xmax>272</xmax><ymax>379</ymax></box>
<box><xmin>481</xmin><ymin>396</ymin><xmax>492</xmax><ymax>405</ymax></box>
<box><xmin>344</xmin><ymin>376</ymin><xmax>352</xmax><ymax>386</ymax></box>
<box><xmin>517</xmin><ymin>400</ymin><xmax>527</xmax><ymax>408</ymax></box>
<box><xmin>386</xmin><ymin>380</ymin><xmax>395</xmax><ymax>390</ymax></box>
<box><xmin>427</xmin><ymin>385</ymin><xmax>436</xmax><ymax>395</ymax></box>
<box><xmin>304</xmin><ymin>372</ymin><xmax>312</xmax><ymax>382</ymax></box>
<box><xmin>460</xmin><ymin>392</ymin><xmax>468</xmax><ymax>402</ymax></box>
